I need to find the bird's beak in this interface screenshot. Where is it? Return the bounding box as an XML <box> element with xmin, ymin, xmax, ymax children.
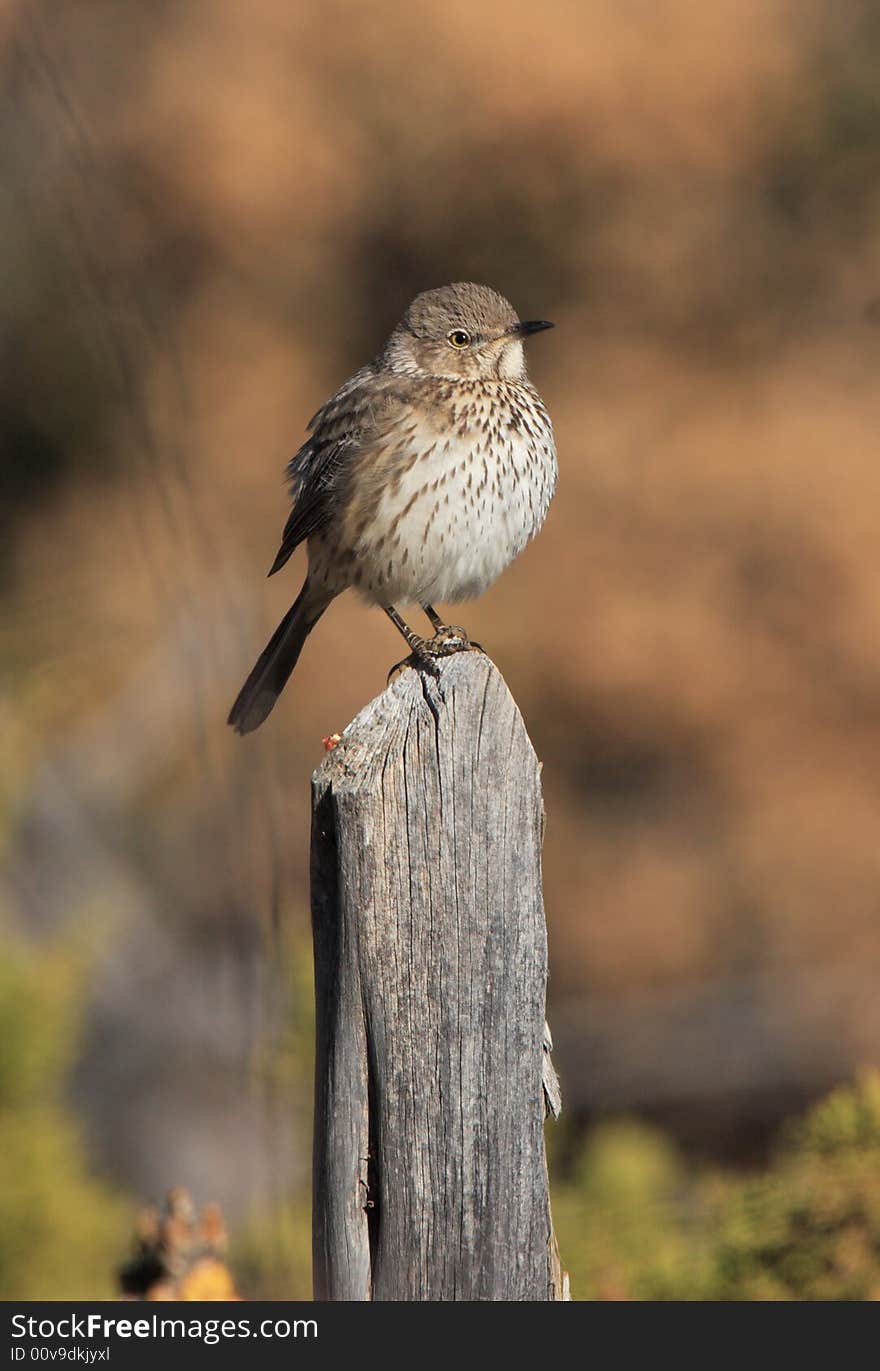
<box><xmin>512</xmin><ymin>319</ymin><xmax>555</xmax><ymax>337</ymax></box>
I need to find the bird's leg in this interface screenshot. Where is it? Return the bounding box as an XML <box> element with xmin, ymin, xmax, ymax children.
<box><xmin>384</xmin><ymin>606</ymin><xmax>440</xmax><ymax>681</ymax></box>
<box><xmin>421</xmin><ymin>604</ymin><xmax>483</xmax><ymax>653</ymax></box>
<box><xmin>385</xmin><ymin>605</ymin><xmax>431</xmax><ymax>655</ymax></box>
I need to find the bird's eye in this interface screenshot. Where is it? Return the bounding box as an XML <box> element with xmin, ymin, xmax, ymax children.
<box><xmin>447</xmin><ymin>329</ymin><xmax>471</xmax><ymax>349</ymax></box>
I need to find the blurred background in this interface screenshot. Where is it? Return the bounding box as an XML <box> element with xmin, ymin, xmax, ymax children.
<box><xmin>2</xmin><ymin>0</ymin><xmax>880</xmax><ymax>1299</ymax></box>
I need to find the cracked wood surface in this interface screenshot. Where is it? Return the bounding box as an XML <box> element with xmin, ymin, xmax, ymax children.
<box><xmin>310</xmin><ymin>652</ymin><xmax>564</xmax><ymax>1301</ymax></box>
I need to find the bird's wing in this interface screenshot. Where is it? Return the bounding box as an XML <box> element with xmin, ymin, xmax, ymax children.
<box><xmin>267</xmin><ymin>366</ymin><xmax>400</xmax><ymax>577</ymax></box>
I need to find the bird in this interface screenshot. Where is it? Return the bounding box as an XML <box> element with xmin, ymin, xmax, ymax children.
<box><xmin>228</xmin><ymin>281</ymin><xmax>557</xmax><ymax>735</ymax></box>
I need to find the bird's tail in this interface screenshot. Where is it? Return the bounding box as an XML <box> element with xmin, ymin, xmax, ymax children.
<box><xmin>228</xmin><ymin>578</ymin><xmax>332</xmax><ymax>735</ymax></box>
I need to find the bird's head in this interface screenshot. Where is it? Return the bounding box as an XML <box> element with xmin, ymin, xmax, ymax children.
<box><xmin>382</xmin><ymin>282</ymin><xmax>553</xmax><ymax>383</ymax></box>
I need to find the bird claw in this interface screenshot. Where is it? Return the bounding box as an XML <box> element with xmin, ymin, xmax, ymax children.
<box><xmin>387</xmin><ymin>652</ymin><xmax>441</xmax><ymax>685</ymax></box>
<box><xmin>386</xmin><ymin>627</ymin><xmax>482</xmax><ymax>685</ymax></box>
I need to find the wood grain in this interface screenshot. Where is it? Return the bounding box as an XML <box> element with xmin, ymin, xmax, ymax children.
<box><xmin>310</xmin><ymin>652</ymin><xmax>564</xmax><ymax>1300</ymax></box>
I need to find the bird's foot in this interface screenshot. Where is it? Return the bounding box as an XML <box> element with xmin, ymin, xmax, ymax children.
<box><xmin>386</xmin><ymin>628</ymin><xmax>482</xmax><ymax>684</ymax></box>
<box><xmin>387</xmin><ymin>648</ymin><xmax>438</xmax><ymax>684</ymax></box>
<box><xmin>427</xmin><ymin>623</ymin><xmax>484</xmax><ymax>654</ymax></box>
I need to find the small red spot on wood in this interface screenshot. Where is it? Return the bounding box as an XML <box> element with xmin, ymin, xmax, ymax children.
<box><xmin>323</xmin><ymin>733</ymin><xmax>342</xmax><ymax>752</ymax></box>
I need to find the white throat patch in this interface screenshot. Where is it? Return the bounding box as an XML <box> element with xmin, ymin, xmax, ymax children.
<box><xmin>496</xmin><ymin>338</ymin><xmax>525</xmax><ymax>381</ymax></box>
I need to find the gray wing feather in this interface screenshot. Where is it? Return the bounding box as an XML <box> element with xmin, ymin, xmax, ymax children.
<box><xmin>267</xmin><ymin>366</ymin><xmax>381</xmax><ymax>577</ymax></box>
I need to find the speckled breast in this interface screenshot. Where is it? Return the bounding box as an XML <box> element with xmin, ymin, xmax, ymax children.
<box><xmin>337</xmin><ymin>380</ymin><xmax>557</xmax><ymax>607</ymax></box>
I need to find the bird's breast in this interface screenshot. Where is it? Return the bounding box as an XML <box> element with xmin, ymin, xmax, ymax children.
<box><xmin>328</xmin><ymin>383</ymin><xmax>557</xmax><ymax>607</ymax></box>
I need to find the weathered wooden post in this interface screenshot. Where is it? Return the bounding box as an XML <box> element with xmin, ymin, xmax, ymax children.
<box><xmin>310</xmin><ymin>651</ymin><xmax>565</xmax><ymax>1300</ymax></box>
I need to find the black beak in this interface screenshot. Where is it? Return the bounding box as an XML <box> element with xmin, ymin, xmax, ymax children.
<box><xmin>513</xmin><ymin>319</ymin><xmax>555</xmax><ymax>337</ymax></box>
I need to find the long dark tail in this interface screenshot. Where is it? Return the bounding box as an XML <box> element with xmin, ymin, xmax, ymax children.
<box><xmin>228</xmin><ymin>578</ymin><xmax>332</xmax><ymax>735</ymax></box>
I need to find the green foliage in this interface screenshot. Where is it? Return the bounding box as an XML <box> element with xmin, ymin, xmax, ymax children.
<box><xmin>710</xmin><ymin>1074</ymin><xmax>880</xmax><ymax>1300</ymax></box>
<box><xmin>232</xmin><ymin>1203</ymin><xmax>313</xmax><ymax>1302</ymax></box>
<box><xmin>0</xmin><ymin>931</ymin><xmax>128</xmax><ymax>1299</ymax></box>
<box><xmin>552</xmin><ymin>1073</ymin><xmax>880</xmax><ymax>1300</ymax></box>
<box><xmin>791</xmin><ymin>1072</ymin><xmax>880</xmax><ymax>1156</ymax></box>
<box><xmin>551</xmin><ymin>1120</ymin><xmax>714</xmax><ymax>1300</ymax></box>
